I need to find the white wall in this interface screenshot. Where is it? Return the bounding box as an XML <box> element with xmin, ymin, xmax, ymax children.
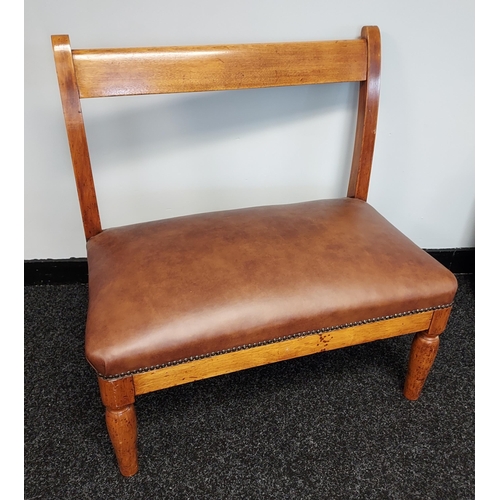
<box><xmin>24</xmin><ymin>0</ymin><xmax>474</xmax><ymax>259</ymax></box>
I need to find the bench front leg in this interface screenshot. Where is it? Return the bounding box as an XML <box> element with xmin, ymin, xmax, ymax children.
<box><xmin>98</xmin><ymin>376</ymin><xmax>138</xmax><ymax>476</ymax></box>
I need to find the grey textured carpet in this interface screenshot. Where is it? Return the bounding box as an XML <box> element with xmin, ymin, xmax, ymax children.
<box><xmin>25</xmin><ymin>274</ymin><xmax>474</xmax><ymax>499</ymax></box>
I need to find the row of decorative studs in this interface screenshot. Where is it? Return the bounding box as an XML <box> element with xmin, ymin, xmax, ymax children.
<box><xmin>97</xmin><ymin>303</ymin><xmax>453</xmax><ymax>380</ymax></box>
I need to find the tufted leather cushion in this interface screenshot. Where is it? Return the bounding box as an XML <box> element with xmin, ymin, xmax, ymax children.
<box><xmin>85</xmin><ymin>198</ymin><xmax>457</xmax><ymax>378</ymax></box>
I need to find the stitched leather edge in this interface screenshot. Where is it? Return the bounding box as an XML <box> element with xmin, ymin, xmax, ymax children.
<box><xmin>94</xmin><ymin>302</ymin><xmax>454</xmax><ymax>380</ymax></box>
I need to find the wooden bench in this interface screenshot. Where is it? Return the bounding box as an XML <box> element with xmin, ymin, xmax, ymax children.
<box><xmin>51</xmin><ymin>26</ymin><xmax>457</xmax><ymax>476</ymax></box>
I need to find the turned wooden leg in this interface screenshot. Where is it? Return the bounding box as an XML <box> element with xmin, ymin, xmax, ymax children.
<box><xmin>403</xmin><ymin>307</ymin><xmax>452</xmax><ymax>400</ymax></box>
<box><xmin>98</xmin><ymin>376</ymin><xmax>138</xmax><ymax>476</ymax></box>
<box><xmin>403</xmin><ymin>331</ymin><xmax>440</xmax><ymax>400</ymax></box>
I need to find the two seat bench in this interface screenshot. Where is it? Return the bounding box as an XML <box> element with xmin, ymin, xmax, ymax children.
<box><xmin>52</xmin><ymin>26</ymin><xmax>457</xmax><ymax>476</ymax></box>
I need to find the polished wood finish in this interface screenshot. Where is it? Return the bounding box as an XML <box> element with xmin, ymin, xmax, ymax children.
<box><xmin>105</xmin><ymin>406</ymin><xmax>138</xmax><ymax>477</ymax></box>
<box><xmin>52</xmin><ymin>29</ymin><xmax>380</xmax><ymax>238</ymax></box>
<box><xmin>403</xmin><ymin>307</ymin><xmax>452</xmax><ymax>400</ymax></box>
<box><xmin>72</xmin><ymin>40</ymin><xmax>367</xmax><ymax>98</ymax></box>
<box><xmin>51</xmin><ymin>35</ymin><xmax>102</xmax><ymax>240</ymax></box>
<box><xmin>134</xmin><ymin>311</ymin><xmax>433</xmax><ymax>395</ymax></box>
<box><xmin>348</xmin><ymin>26</ymin><xmax>381</xmax><ymax>201</ymax></box>
<box><xmin>98</xmin><ymin>377</ymin><xmax>138</xmax><ymax>476</ymax></box>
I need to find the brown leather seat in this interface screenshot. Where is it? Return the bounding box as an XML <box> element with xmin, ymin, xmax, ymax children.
<box><xmin>86</xmin><ymin>198</ymin><xmax>457</xmax><ymax>379</ymax></box>
<box><xmin>52</xmin><ymin>27</ymin><xmax>458</xmax><ymax>477</ymax></box>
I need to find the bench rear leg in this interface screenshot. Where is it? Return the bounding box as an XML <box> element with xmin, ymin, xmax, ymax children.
<box><xmin>403</xmin><ymin>307</ymin><xmax>452</xmax><ymax>400</ymax></box>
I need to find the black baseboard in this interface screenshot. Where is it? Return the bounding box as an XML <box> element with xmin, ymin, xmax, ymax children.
<box><xmin>425</xmin><ymin>248</ymin><xmax>475</xmax><ymax>275</ymax></box>
<box><xmin>25</xmin><ymin>258</ymin><xmax>89</xmax><ymax>286</ymax></box>
<box><xmin>24</xmin><ymin>248</ymin><xmax>474</xmax><ymax>286</ymax></box>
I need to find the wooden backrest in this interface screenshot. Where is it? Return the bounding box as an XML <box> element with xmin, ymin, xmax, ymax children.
<box><xmin>52</xmin><ymin>26</ymin><xmax>381</xmax><ymax>240</ymax></box>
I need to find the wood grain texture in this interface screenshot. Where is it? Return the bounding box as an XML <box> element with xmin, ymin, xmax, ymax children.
<box><xmin>51</xmin><ymin>35</ymin><xmax>102</xmax><ymax>240</ymax></box>
<box><xmin>72</xmin><ymin>40</ymin><xmax>367</xmax><ymax>98</ymax></box>
<box><xmin>426</xmin><ymin>306</ymin><xmax>452</xmax><ymax>336</ymax></box>
<box><xmin>133</xmin><ymin>311</ymin><xmax>433</xmax><ymax>395</ymax></box>
<box><xmin>403</xmin><ymin>307</ymin><xmax>452</xmax><ymax>400</ymax></box>
<box><xmin>98</xmin><ymin>377</ymin><xmax>138</xmax><ymax>476</ymax></box>
<box><xmin>105</xmin><ymin>405</ymin><xmax>138</xmax><ymax>477</ymax></box>
<box><xmin>347</xmin><ymin>26</ymin><xmax>381</xmax><ymax>201</ymax></box>
<box><xmin>98</xmin><ymin>376</ymin><xmax>135</xmax><ymax>408</ymax></box>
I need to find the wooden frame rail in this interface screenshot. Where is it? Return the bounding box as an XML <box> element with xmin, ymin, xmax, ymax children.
<box><xmin>52</xmin><ymin>27</ymin><xmax>381</xmax><ymax>240</ymax></box>
<box><xmin>133</xmin><ymin>309</ymin><xmax>436</xmax><ymax>395</ymax></box>
<box><xmin>72</xmin><ymin>40</ymin><xmax>368</xmax><ymax>98</ymax></box>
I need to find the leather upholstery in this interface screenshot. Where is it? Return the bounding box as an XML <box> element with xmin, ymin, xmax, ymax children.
<box><xmin>85</xmin><ymin>198</ymin><xmax>457</xmax><ymax>378</ymax></box>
